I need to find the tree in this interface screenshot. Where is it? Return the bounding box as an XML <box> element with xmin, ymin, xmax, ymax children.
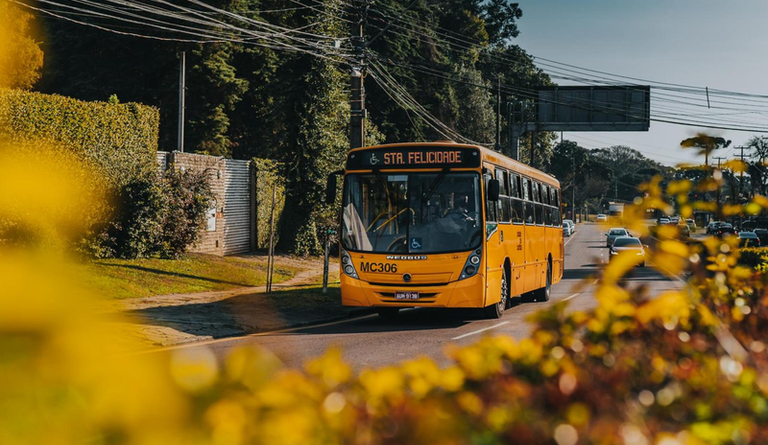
<box><xmin>453</xmin><ymin>66</ymin><xmax>495</xmax><ymax>144</ymax></box>
<box><xmin>277</xmin><ymin>0</ymin><xmax>349</xmax><ymax>256</ymax></box>
<box><xmin>185</xmin><ymin>41</ymin><xmax>248</xmax><ymax>157</ymax></box>
<box><xmin>746</xmin><ymin>136</ymin><xmax>768</xmax><ymax>162</ymax></box>
<box><xmin>0</xmin><ymin>3</ymin><xmax>44</xmax><ymax>90</ymax></box>
<box><xmin>680</xmin><ymin>133</ymin><xmax>731</xmax><ymax>167</ymax></box>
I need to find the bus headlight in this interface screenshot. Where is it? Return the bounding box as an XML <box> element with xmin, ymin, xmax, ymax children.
<box><xmin>341</xmin><ymin>249</ymin><xmax>358</xmax><ymax>279</ymax></box>
<box><xmin>460</xmin><ymin>249</ymin><xmax>482</xmax><ymax>280</ymax></box>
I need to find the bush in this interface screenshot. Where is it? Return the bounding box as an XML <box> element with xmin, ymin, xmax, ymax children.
<box><xmin>0</xmin><ymin>89</ymin><xmax>165</xmax><ymax>257</ymax></box>
<box><xmin>159</xmin><ymin>167</ymin><xmax>214</xmax><ymax>258</ymax></box>
<box><xmin>95</xmin><ymin>168</ymin><xmax>213</xmax><ymax>259</ymax></box>
<box><xmin>0</xmin><ymin>89</ymin><xmax>159</xmax><ymax>188</ymax></box>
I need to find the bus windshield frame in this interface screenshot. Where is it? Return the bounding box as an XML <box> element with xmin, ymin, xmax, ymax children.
<box><xmin>341</xmin><ymin>170</ymin><xmax>483</xmax><ymax>255</ymax></box>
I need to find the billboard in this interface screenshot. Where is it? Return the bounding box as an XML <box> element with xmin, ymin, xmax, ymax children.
<box><xmin>535</xmin><ymin>86</ymin><xmax>650</xmax><ymax>132</ymax></box>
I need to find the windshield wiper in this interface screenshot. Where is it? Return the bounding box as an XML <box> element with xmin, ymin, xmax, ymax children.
<box><xmin>422</xmin><ymin>168</ymin><xmax>450</xmax><ymax>205</ymax></box>
<box><xmin>420</xmin><ymin>168</ymin><xmax>450</xmax><ymax>224</ymax></box>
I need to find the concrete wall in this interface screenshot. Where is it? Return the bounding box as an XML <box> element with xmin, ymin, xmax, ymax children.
<box><xmin>156</xmin><ymin>151</ymin><xmax>254</xmax><ymax>256</ymax></box>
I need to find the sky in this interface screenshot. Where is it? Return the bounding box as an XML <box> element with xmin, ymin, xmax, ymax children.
<box><xmin>514</xmin><ymin>0</ymin><xmax>768</xmax><ymax>166</ymax></box>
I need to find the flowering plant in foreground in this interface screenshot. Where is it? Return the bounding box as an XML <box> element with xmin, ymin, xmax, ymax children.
<box><xmin>2</xmin><ymin>146</ymin><xmax>768</xmax><ymax>445</ymax></box>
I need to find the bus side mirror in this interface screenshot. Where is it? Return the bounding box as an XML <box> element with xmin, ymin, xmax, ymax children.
<box><xmin>488</xmin><ymin>179</ymin><xmax>500</xmax><ymax>202</ymax></box>
<box><xmin>325</xmin><ymin>174</ymin><xmax>338</xmax><ymax>205</ymax></box>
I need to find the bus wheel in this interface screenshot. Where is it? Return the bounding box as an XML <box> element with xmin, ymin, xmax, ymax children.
<box><xmin>485</xmin><ymin>269</ymin><xmax>508</xmax><ymax>319</ymax></box>
<box><xmin>377</xmin><ymin>308</ymin><xmax>400</xmax><ymax>320</ymax></box>
<box><xmin>533</xmin><ymin>261</ymin><xmax>551</xmax><ymax>302</ymax></box>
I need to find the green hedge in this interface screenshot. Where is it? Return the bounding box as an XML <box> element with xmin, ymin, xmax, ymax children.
<box><xmin>252</xmin><ymin>158</ymin><xmax>286</xmax><ymax>250</ymax></box>
<box><xmin>0</xmin><ymin>89</ymin><xmax>159</xmax><ymax>187</ymax></box>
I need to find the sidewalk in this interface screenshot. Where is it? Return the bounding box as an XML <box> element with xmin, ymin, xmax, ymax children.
<box><xmin>111</xmin><ymin>266</ymin><xmax>358</xmax><ymax>350</ymax></box>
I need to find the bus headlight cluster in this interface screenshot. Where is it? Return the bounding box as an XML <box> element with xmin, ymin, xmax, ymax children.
<box><xmin>460</xmin><ymin>248</ymin><xmax>482</xmax><ymax>280</ymax></box>
<box><xmin>341</xmin><ymin>249</ymin><xmax>358</xmax><ymax>279</ymax></box>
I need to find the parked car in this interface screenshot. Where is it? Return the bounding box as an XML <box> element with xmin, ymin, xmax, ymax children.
<box><xmin>707</xmin><ymin>221</ymin><xmax>723</xmax><ymax>234</ymax></box>
<box><xmin>563</xmin><ymin>223</ymin><xmax>573</xmax><ymax>237</ymax></box>
<box><xmin>657</xmin><ymin>217</ymin><xmax>670</xmax><ymax>226</ymax></box>
<box><xmin>741</xmin><ymin>220</ymin><xmax>767</xmax><ymax>232</ymax></box>
<box><xmin>685</xmin><ymin>218</ymin><xmax>696</xmax><ymax>232</ymax></box>
<box><xmin>563</xmin><ymin>219</ymin><xmax>575</xmax><ymax>234</ymax></box>
<box><xmin>678</xmin><ymin>222</ymin><xmax>690</xmax><ymax>238</ymax></box>
<box><xmin>596</xmin><ymin>214</ymin><xmax>607</xmax><ymax>222</ymax></box>
<box><xmin>609</xmin><ymin>236</ymin><xmax>646</xmax><ymax>267</ymax></box>
<box><xmin>715</xmin><ymin>223</ymin><xmax>735</xmax><ymax>237</ymax></box>
<box><xmin>606</xmin><ymin>227</ymin><xmax>629</xmax><ymax>247</ymax></box>
<box><xmin>754</xmin><ymin>228</ymin><xmax>768</xmax><ymax>246</ymax></box>
<box><xmin>738</xmin><ymin>231</ymin><xmax>761</xmax><ymax>247</ymax></box>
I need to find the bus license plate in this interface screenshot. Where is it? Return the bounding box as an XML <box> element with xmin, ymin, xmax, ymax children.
<box><xmin>395</xmin><ymin>291</ymin><xmax>419</xmax><ymax>300</ymax></box>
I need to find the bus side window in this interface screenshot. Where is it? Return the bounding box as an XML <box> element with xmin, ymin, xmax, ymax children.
<box><xmin>485</xmin><ymin>174</ymin><xmax>497</xmax><ymax>223</ymax></box>
<box><xmin>496</xmin><ymin>169</ymin><xmax>511</xmax><ymax>223</ymax></box>
<box><xmin>535</xmin><ymin>203</ymin><xmax>544</xmax><ymax>225</ymax></box>
<box><xmin>497</xmin><ymin>170</ymin><xmax>508</xmax><ymax>195</ymax></box>
<box><xmin>511</xmin><ymin>198</ymin><xmax>523</xmax><ymax>224</ymax></box>
<box><xmin>522</xmin><ymin>178</ymin><xmax>530</xmax><ymax>201</ymax></box>
<box><xmin>509</xmin><ymin>174</ymin><xmax>519</xmax><ymax>199</ymax></box>
<box><xmin>525</xmin><ymin>201</ymin><xmax>535</xmax><ymax>225</ymax></box>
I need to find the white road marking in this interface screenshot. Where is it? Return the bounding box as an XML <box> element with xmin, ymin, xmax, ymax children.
<box><xmin>562</xmin><ymin>293</ymin><xmax>580</xmax><ymax>302</ymax></box>
<box><xmin>124</xmin><ymin>313</ymin><xmax>380</xmax><ymax>356</ymax></box>
<box><xmin>451</xmin><ymin>321</ymin><xmax>509</xmax><ymax>340</ymax></box>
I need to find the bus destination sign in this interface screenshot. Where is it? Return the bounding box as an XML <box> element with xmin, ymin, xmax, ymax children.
<box><xmin>346</xmin><ymin>146</ymin><xmax>480</xmax><ymax>170</ymax></box>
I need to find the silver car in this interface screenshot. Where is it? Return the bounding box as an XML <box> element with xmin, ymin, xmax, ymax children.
<box><xmin>563</xmin><ymin>219</ymin><xmax>575</xmax><ymax>234</ymax></box>
<box><xmin>609</xmin><ymin>236</ymin><xmax>646</xmax><ymax>267</ymax></box>
<box><xmin>606</xmin><ymin>227</ymin><xmax>629</xmax><ymax>247</ymax></box>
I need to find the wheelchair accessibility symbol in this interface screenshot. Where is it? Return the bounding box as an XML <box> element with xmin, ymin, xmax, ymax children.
<box><xmin>369</xmin><ymin>153</ymin><xmax>380</xmax><ymax>165</ymax></box>
<box><xmin>410</xmin><ymin>238</ymin><xmax>422</xmax><ymax>250</ymax></box>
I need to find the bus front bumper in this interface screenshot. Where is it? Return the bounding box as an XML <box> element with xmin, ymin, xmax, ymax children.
<box><xmin>340</xmin><ymin>274</ymin><xmax>486</xmax><ymax>308</ymax></box>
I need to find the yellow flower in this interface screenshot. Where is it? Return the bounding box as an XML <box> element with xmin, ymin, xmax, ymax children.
<box><xmin>304</xmin><ymin>347</ymin><xmax>351</xmax><ymax>388</ymax></box>
<box><xmin>359</xmin><ymin>367</ymin><xmax>404</xmax><ymax>399</ymax></box>
<box><xmin>636</xmin><ymin>291</ymin><xmax>690</xmax><ymax>325</ymax></box>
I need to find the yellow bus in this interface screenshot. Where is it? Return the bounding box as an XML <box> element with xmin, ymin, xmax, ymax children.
<box><xmin>326</xmin><ymin>142</ymin><xmax>564</xmax><ymax>319</ymax></box>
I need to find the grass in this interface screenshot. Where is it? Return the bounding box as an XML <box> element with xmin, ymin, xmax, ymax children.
<box><xmin>77</xmin><ymin>253</ymin><xmax>304</xmax><ymax>300</ymax></box>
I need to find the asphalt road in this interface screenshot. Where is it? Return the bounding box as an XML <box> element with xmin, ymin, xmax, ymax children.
<box><xmin>144</xmin><ymin>223</ymin><xmax>682</xmax><ymax>369</ymax></box>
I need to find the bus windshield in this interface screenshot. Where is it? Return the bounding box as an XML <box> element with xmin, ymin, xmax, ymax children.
<box><xmin>341</xmin><ymin>172</ymin><xmax>482</xmax><ymax>254</ymax></box>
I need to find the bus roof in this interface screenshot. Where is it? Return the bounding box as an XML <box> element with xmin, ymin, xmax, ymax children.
<box><xmin>347</xmin><ymin>142</ymin><xmax>560</xmax><ymax>187</ymax></box>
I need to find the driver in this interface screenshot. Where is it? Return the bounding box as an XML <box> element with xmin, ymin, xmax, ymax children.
<box><xmin>446</xmin><ymin>193</ymin><xmax>477</xmax><ymax>222</ymax></box>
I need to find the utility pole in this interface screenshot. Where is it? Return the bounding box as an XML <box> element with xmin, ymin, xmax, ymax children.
<box><xmin>571</xmin><ymin>150</ymin><xmax>576</xmax><ymax>220</ymax></box>
<box><xmin>495</xmin><ymin>78</ymin><xmax>503</xmax><ymax>151</ymax></box>
<box><xmin>736</xmin><ymin>145</ymin><xmax>747</xmax><ymax>199</ymax></box>
<box><xmin>177</xmin><ymin>51</ymin><xmax>186</xmax><ymax>153</ymax></box>
<box><xmin>713</xmin><ymin>156</ymin><xmax>727</xmax><ymax>208</ymax></box>
<box><xmin>350</xmin><ymin>0</ymin><xmax>366</xmax><ymax>149</ymax></box>
<box><xmin>507</xmin><ymin>101</ymin><xmax>521</xmax><ymax>161</ymax></box>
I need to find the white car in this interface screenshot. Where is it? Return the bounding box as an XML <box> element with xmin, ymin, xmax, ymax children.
<box><xmin>596</xmin><ymin>214</ymin><xmax>607</xmax><ymax>222</ymax></box>
<box><xmin>563</xmin><ymin>219</ymin><xmax>575</xmax><ymax>234</ymax></box>
<box><xmin>609</xmin><ymin>236</ymin><xmax>646</xmax><ymax>267</ymax></box>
